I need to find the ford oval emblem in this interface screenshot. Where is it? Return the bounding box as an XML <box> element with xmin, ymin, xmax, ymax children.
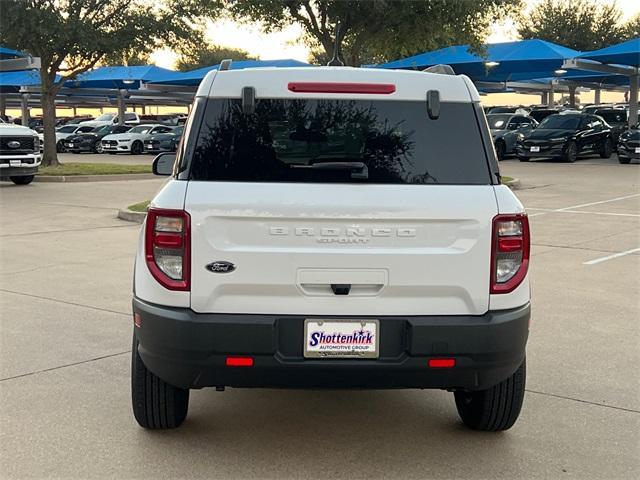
<box><xmin>206</xmin><ymin>261</ymin><xmax>235</xmax><ymax>273</ymax></box>
<box><xmin>7</xmin><ymin>141</ymin><xmax>21</xmax><ymax>149</ymax></box>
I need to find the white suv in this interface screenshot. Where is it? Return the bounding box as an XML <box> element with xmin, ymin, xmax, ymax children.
<box><xmin>131</xmin><ymin>66</ymin><xmax>531</xmax><ymax>431</ymax></box>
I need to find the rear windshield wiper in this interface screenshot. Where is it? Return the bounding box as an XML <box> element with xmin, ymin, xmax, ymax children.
<box><xmin>290</xmin><ymin>161</ymin><xmax>368</xmax><ymax>179</ymax></box>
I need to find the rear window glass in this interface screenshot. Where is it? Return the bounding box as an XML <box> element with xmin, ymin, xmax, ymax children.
<box><xmin>190</xmin><ymin>99</ymin><xmax>491</xmax><ymax>184</ymax></box>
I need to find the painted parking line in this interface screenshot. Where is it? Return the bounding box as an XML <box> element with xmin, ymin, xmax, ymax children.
<box><xmin>583</xmin><ymin>247</ymin><xmax>640</xmax><ymax>265</ymax></box>
<box><xmin>527</xmin><ymin>208</ymin><xmax>640</xmax><ymax>218</ymax></box>
<box><xmin>528</xmin><ymin>193</ymin><xmax>640</xmax><ymax>218</ymax></box>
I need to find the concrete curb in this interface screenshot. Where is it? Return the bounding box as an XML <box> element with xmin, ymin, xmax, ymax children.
<box><xmin>117</xmin><ymin>209</ymin><xmax>147</xmax><ymax>224</ymax></box>
<box><xmin>36</xmin><ymin>173</ymin><xmax>155</xmax><ymax>183</ymax></box>
<box><xmin>504</xmin><ymin>178</ymin><xmax>521</xmax><ymax>190</ymax></box>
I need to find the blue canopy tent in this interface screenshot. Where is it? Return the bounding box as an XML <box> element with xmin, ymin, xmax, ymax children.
<box><xmin>376</xmin><ymin>39</ymin><xmax>581</xmax><ymax>83</ymax></box>
<box><xmin>564</xmin><ymin>38</ymin><xmax>639</xmax><ymax>126</ymax></box>
<box><xmin>0</xmin><ymin>70</ymin><xmax>61</xmax><ymax>93</ymax></box>
<box><xmin>0</xmin><ymin>46</ymin><xmax>26</xmax><ymax>59</ymax></box>
<box><xmin>149</xmin><ymin>59</ymin><xmax>311</xmax><ymax>86</ymax></box>
<box><xmin>577</xmin><ymin>38</ymin><xmax>640</xmax><ymax>68</ymax></box>
<box><xmin>65</xmin><ymin>65</ymin><xmax>175</xmax><ymax>89</ymax></box>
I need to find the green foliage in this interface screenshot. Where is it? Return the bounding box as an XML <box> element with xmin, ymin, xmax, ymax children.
<box><xmin>623</xmin><ymin>14</ymin><xmax>640</xmax><ymax>39</ymax></box>
<box><xmin>39</xmin><ymin>163</ymin><xmax>152</xmax><ymax>176</ymax></box>
<box><xmin>227</xmin><ymin>0</ymin><xmax>522</xmax><ymax>66</ymax></box>
<box><xmin>0</xmin><ymin>0</ymin><xmax>219</xmax><ymax>166</ymax></box>
<box><xmin>517</xmin><ymin>0</ymin><xmax>631</xmax><ymax>51</ymax></box>
<box><xmin>176</xmin><ymin>43</ymin><xmax>256</xmax><ymax>71</ymax></box>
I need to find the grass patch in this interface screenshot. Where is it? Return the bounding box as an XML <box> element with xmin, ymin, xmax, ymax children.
<box><xmin>39</xmin><ymin>163</ymin><xmax>152</xmax><ymax>176</ymax></box>
<box><xmin>127</xmin><ymin>200</ymin><xmax>150</xmax><ymax>212</ymax></box>
<box><xmin>501</xmin><ymin>176</ymin><xmax>514</xmax><ymax>183</ymax></box>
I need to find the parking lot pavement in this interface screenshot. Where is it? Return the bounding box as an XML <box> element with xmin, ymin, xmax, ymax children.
<box><xmin>1</xmin><ymin>156</ymin><xmax>638</xmax><ymax>479</ymax></box>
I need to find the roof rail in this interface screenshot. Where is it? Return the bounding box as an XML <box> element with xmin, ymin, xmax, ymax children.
<box><xmin>423</xmin><ymin>64</ymin><xmax>456</xmax><ymax>75</ymax></box>
<box><xmin>219</xmin><ymin>59</ymin><xmax>232</xmax><ymax>71</ymax></box>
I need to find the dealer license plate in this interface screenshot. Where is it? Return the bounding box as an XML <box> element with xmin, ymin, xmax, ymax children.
<box><xmin>304</xmin><ymin>319</ymin><xmax>379</xmax><ymax>358</ymax></box>
<box><xmin>635</xmin><ymin>147</ymin><xmax>640</xmax><ymax>153</ymax></box>
<box><xmin>530</xmin><ymin>146</ymin><xmax>540</xmax><ymax>152</ymax></box>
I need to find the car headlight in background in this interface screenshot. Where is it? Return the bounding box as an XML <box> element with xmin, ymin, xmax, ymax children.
<box><xmin>550</xmin><ymin>137</ymin><xmax>566</xmax><ymax>143</ymax></box>
<box><xmin>516</xmin><ymin>133</ymin><xmax>525</xmax><ymax>142</ymax></box>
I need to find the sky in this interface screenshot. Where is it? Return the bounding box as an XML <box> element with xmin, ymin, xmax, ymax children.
<box><xmin>151</xmin><ymin>0</ymin><xmax>640</xmax><ymax>68</ymax></box>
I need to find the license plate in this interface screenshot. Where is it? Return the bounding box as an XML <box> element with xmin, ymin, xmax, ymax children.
<box><xmin>530</xmin><ymin>146</ymin><xmax>540</xmax><ymax>152</ymax></box>
<box><xmin>9</xmin><ymin>160</ymin><xmax>20</xmax><ymax>167</ymax></box>
<box><xmin>635</xmin><ymin>147</ymin><xmax>640</xmax><ymax>153</ymax></box>
<box><xmin>304</xmin><ymin>319</ymin><xmax>379</xmax><ymax>358</ymax></box>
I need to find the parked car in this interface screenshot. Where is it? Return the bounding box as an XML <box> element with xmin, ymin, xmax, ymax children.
<box><xmin>139</xmin><ymin>114</ymin><xmax>185</xmax><ymax>126</ymax></box>
<box><xmin>487</xmin><ymin>114</ymin><xmax>537</xmax><ymax>160</ymax></box>
<box><xmin>64</xmin><ymin>124</ymin><xmax>131</xmax><ymax>153</ymax></box>
<box><xmin>101</xmin><ymin>124</ymin><xmax>174</xmax><ymax>154</ymax></box>
<box><xmin>131</xmin><ymin>66</ymin><xmax>531</xmax><ymax>432</ymax></box>
<box><xmin>617</xmin><ymin>127</ymin><xmax>639</xmax><ymax>164</ymax></box>
<box><xmin>488</xmin><ymin>106</ymin><xmax>530</xmax><ymax>115</ymax></box>
<box><xmin>53</xmin><ymin>124</ymin><xmax>96</xmax><ymax>152</ymax></box>
<box><xmin>529</xmin><ymin>108</ymin><xmax>560</xmax><ymax>123</ymax></box>
<box><xmin>143</xmin><ymin>125</ymin><xmax>184</xmax><ymax>153</ymax></box>
<box><xmin>0</xmin><ymin>117</ymin><xmax>41</xmax><ymax>185</ymax></box>
<box><xmin>56</xmin><ymin>115</ymin><xmax>94</xmax><ymax>127</ymax></box>
<box><xmin>516</xmin><ymin>113</ymin><xmax>613</xmax><ymax>162</ymax></box>
<box><xmin>79</xmin><ymin>112</ymin><xmax>140</xmax><ymax>128</ymax></box>
<box><xmin>591</xmin><ymin>109</ymin><xmax>628</xmax><ymax>146</ymax></box>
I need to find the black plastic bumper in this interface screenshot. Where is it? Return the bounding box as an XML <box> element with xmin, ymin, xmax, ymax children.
<box><xmin>133</xmin><ymin>297</ymin><xmax>529</xmax><ymax>391</ymax></box>
<box><xmin>0</xmin><ymin>166</ymin><xmax>38</xmax><ymax>179</ymax></box>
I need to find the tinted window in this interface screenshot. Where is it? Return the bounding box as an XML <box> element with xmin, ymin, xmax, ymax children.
<box><xmin>59</xmin><ymin>125</ymin><xmax>78</xmax><ymax>133</ymax></box>
<box><xmin>538</xmin><ymin>115</ymin><xmax>581</xmax><ymax>130</ymax></box>
<box><xmin>79</xmin><ymin>126</ymin><xmax>95</xmax><ymax>132</ymax></box>
<box><xmin>596</xmin><ymin>111</ymin><xmax>627</xmax><ymax>123</ymax></box>
<box><xmin>95</xmin><ymin>113</ymin><xmax>116</xmax><ymax>121</ymax></box>
<box><xmin>190</xmin><ymin>99</ymin><xmax>491</xmax><ymax>185</ymax></box>
<box><xmin>129</xmin><ymin>126</ymin><xmax>152</xmax><ymax>134</ymax></box>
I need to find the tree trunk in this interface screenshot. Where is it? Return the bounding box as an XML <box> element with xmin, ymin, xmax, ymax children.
<box><xmin>40</xmin><ymin>88</ymin><xmax>59</xmax><ymax>167</ymax></box>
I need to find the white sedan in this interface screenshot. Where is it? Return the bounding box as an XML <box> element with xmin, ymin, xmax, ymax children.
<box><xmin>101</xmin><ymin>124</ymin><xmax>174</xmax><ymax>155</ymax></box>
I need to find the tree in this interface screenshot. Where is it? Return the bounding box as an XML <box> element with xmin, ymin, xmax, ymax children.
<box><xmin>176</xmin><ymin>43</ymin><xmax>256</xmax><ymax>71</ymax></box>
<box><xmin>0</xmin><ymin>0</ymin><xmax>217</xmax><ymax>166</ymax></box>
<box><xmin>623</xmin><ymin>14</ymin><xmax>640</xmax><ymax>39</ymax></box>
<box><xmin>226</xmin><ymin>0</ymin><xmax>522</xmax><ymax>67</ymax></box>
<box><xmin>517</xmin><ymin>0</ymin><xmax>628</xmax><ymax>51</ymax></box>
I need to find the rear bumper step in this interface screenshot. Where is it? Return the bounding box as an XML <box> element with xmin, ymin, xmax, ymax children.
<box><xmin>133</xmin><ymin>297</ymin><xmax>529</xmax><ymax>390</ymax></box>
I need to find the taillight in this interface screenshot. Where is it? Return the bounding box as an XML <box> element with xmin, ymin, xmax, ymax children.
<box><xmin>287</xmin><ymin>82</ymin><xmax>396</xmax><ymax>94</ymax></box>
<box><xmin>491</xmin><ymin>213</ymin><xmax>530</xmax><ymax>294</ymax></box>
<box><xmin>145</xmin><ymin>208</ymin><xmax>190</xmax><ymax>291</ymax></box>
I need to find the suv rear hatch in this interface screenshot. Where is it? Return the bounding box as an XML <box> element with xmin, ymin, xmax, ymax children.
<box><xmin>184</xmin><ymin>83</ymin><xmax>497</xmax><ymax>316</ymax></box>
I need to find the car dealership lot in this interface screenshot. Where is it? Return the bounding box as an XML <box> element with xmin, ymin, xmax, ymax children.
<box><xmin>0</xmin><ymin>156</ymin><xmax>638</xmax><ymax>479</ymax></box>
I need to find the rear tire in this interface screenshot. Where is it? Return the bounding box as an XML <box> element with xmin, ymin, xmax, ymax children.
<box><xmin>563</xmin><ymin>141</ymin><xmax>577</xmax><ymax>162</ymax></box>
<box><xmin>495</xmin><ymin>140</ymin><xmax>506</xmax><ymax>161</ymax></box>
<box><xmin>94</xmin><ymin>140</ymin><xmax>103</xmax><ymax>154</ymax></box>
<box><xmin>618</xmin><ymin>156</ymin><xmax>631</xmax><ymax>164</ymax></box>
<box><xmin>599</xmin><ymin>138</ymin><xmax>612</xmax><ymax>159</ymax></box>
<box><xmin>131</xmin><ymin>333</ymin><xmax>189</xmax><ymax>429</ymax></box>
<box><xmin>454</xmin><ymin>359</ymin><xmax>526</xmax><ymax>431</ymax></box>
<box><xmin>517</xmin><ymin>155</ymin><xmax>529</xmax><ymax>162</ymax></box>
<box><xmin>56</xmin><ymin>140</ymin><xmax>66</xmax><ymax>153</ymax></box>
<box><xmin>10</xmin><ymin>175</ymin><xmax>35</xmax><ymax>185</ymax></box>
<box><xmin>131</xmin><ymin>141</ymin><xmax>143</xmax><ymax>155</ymax></box>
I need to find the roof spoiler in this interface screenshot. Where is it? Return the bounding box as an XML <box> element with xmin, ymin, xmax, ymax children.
<box><xmin>423</xmin><ymin>64</ymin><xmax>455</xmax><ymax>75</ymax></box>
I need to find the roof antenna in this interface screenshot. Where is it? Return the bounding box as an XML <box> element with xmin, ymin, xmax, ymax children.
<box><xmin>327</xmin><ymin>22</ymin><xmax>344</xmax><ymax>66</ymax></box>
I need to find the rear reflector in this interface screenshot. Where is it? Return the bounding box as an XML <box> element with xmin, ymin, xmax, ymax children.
<box><xmin>428</xmin><ymin>358</ymin><xmax>456</xmax><ymax>368</ymax></box>
<box><xmin>225</xmin><ymin>356</ymin><xmax>254</xmax><ymax>367</ymax></box>
<box><xmin>288</xmin><ymin>82</ymin><xmax>396</xmax><ymax>94</ymax></box>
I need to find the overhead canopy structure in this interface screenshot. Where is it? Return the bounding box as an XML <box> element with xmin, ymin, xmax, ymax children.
<box><xmin>376</xmin><ymin>39</ymin><xmax>581</xmax><ymax>82</ymax></box>
<box><xmin>563</xmin><ymin>38</ymin><xmax>639</xmax><ymax>126</ymax></box>
<box><xmin>65</xmin><ymin>65</ymin><xmax>175</xmax><ymax>89</ymax></box>
<box><xmin>577</xmin><ymin>38</ymin><xmax>640</xmax><ymax>67</ymax></box>
<box><xmin>0</xmin><ymin>69</ymin><xmax>57</xmax><ymax>93</ymax></box>
<box><xmin>0</xmin><ymin>47</ymin><xmax>26</xmax><ymax>59</ymax></box>
<box><xmin>149</xmin><ymin>59</ymin><xmax>311</xmax><ymax>86</ymax></box>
